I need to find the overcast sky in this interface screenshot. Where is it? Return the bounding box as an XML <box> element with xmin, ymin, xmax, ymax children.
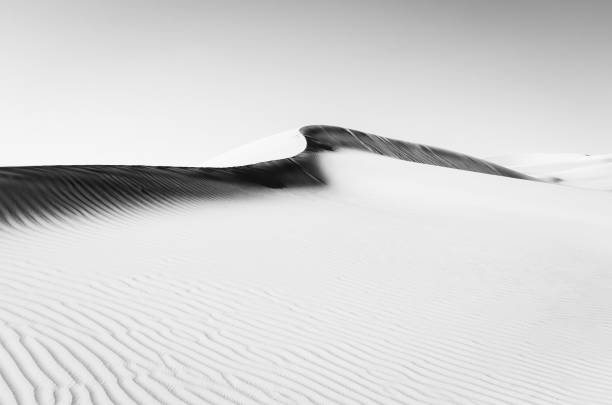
<box><xmin>1</xmin><ymin>0</ymin><xmax>611</xmax><ymax>165</ymax></box>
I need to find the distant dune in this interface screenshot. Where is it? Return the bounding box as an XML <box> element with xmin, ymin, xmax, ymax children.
<box><xmin>1</xmin><ymin>126</ymin><xmax>612</xmax><ymax>404</ymax></box>
<box><xmin>490</xmin><ymin>152</ymin><xmax>612</xmax><ymax>191</ymax></box>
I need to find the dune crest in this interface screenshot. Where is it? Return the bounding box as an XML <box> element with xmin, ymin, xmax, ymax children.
<box><xmin>203</xmin><ymin>129</ymin><xmax>307</xmax><ymax>168</ymax></box>
<box><xmin>300</xmin><ymin>125</ymin><xmax>533</xmax><ymax>180</ymax></box>
<box><xmin>0</xmin><ymin>125</ymin><xmax>534</xmax><ymax>228</ymax></box>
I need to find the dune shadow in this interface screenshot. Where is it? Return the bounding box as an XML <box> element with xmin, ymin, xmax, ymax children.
<box><xmin>0</xmin><ymin>153</ymin><xmax>326</xmax><ymax>229</ymax></box>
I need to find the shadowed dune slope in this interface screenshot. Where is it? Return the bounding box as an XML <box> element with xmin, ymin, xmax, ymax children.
<box><xmin>300</xmin><ymin>125</ymin><xmax>532</xmax><ymax>180</ymax></box>
<box><xmin>0</xmin><ymin>125</ymin><xmax>531</xmax><ymax>227</ymax></box>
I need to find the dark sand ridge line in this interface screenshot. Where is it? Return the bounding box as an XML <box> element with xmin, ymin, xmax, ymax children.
<box><xmin>0</xmin><ymin>125</ymin><xmax>533</xmax><ymax>228</ymax></box>
<box><xmin>300</xmin><ymin>125</ymin><xmax>532</xmax><ymax>180</ymax></box>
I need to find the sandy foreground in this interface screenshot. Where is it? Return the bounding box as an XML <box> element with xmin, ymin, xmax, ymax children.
<box><xmin>1</xmin><ymin>126</ymin><xmax>611</xmax><ymax>404</ymax></box>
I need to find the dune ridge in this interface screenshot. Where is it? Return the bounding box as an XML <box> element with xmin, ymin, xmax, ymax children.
<box><xmin>0</xmin><ymin>125</ymin><xmax>532</xmax><ymax>228</ymax></box>
<box><xmin>300</xmin><ymin>125</ymin><xmax>532</xmax><ymax>180</ymax></box>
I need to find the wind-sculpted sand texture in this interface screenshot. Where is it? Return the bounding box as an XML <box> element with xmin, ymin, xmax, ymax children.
<box><xmin>1</xmin><ymin>127</ymin><xmax>612</xmax><ymax>404</ymax></box>
<box><xmin>0</xmin><ymin>157</ymin><xmax>325</xmax><ymax>229</ymax></box>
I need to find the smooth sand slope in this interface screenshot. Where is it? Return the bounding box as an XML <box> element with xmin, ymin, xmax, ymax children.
<box><xmin>1</xmin><ymin>126</ymin><xmax>612</xmax><ymax>404</ymax></box>
<box><xmin>490</xmin><ymin>153</ymin><xmax>612</xmax><ymax>191</ymax></box>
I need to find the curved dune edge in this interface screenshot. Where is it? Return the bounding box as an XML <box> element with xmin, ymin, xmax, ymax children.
<box><xmin>299</xmin><ymin>125</ymin><xmax>533</xmax><ymax>180</ymax></box>
<box><xmin>0</xmin><ymin>125</ymin><xmax>534</xmax><ymax>228</ymax></box>
<box><xmin>202</xmin><ymin>129</ymin><xmax>307</xmax><ymax>168</ymax></box>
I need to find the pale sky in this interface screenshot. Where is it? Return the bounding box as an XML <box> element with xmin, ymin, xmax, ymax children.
<box><xmin>1</xmin><ymin>0</ymin><xmax>611</xmax><ymax>165</ymax></box>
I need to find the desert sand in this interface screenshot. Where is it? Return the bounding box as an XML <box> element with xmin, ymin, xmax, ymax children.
<box><xmin>1</xmin><ymin>126</ymin><xmax>611</xmax><ymax>404</ymax></box>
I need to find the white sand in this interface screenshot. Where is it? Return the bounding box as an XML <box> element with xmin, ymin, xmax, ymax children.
<box><xmin>1</xmin><ymin>131</ymin><xmax>612</xmax><ymax>404</ymax></box>
<box><xmin>203</xmin><ymin>130</ymin><xmax>307</xmax><ymax>168</ymax></box>
<box><xmin>490</xmin><ymin>153</ymin><xmax>612</xmax><ymax>191</ymax></box>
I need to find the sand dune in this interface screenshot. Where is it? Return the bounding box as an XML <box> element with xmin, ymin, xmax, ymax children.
<box><xmin>0</xmin><ymin>126</ymin><xmax>531</xmax><ymax>228</ymax></box>
<box><xmin>1</xmin><ymin>126</ymin><xmax>612</xmax><ymax>404</ymax></box>
<box><xmin>490</xmin><ymin>153</ymin><xmax>612</xmax><ymax>191</ymax></box>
